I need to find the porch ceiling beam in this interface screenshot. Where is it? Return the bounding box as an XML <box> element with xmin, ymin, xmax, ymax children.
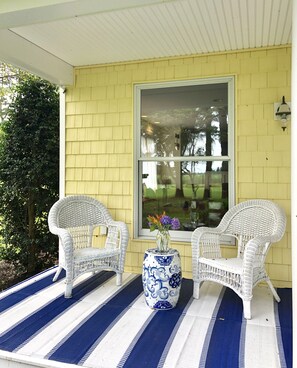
<box><xmin>0</xmin><ymin>29</ymin><xmax>73</xmax><ymax>86</ymax></box>
<box><xmin>0</xmin><ymin>0</ymin><xmax>177</xmax><ymax>28</ymax></box>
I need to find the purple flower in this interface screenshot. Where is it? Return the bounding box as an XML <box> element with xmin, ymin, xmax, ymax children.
<box><xmin>171</xmin><ymin>217</ymin><xmax>180</xmax><ymax>230</ymax></box>
<box><xmin>160</xmin><ymin>215</ymin><xmax>171</xmax><ymax>226</ymax></box>
<box><xmin>147</xmin><ymin>212</ymin><xmax>180</xmax><ymax>232</ymax></box>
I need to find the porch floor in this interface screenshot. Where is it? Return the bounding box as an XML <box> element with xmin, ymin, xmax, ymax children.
<box><xmin>0</xmin><ymin>267</ymin><xmax>292</xmax><ymax>368</ymax></box>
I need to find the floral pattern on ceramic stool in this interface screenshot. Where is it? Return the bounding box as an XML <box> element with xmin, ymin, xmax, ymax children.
<box><xmin>142</xmin><ymin>248</ymin><xmax>182</xmax><ymax>310</ymax></box>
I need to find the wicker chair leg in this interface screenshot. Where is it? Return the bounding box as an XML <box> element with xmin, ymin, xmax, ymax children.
<box><xmin>193</xmin><ymin>281</ymin><xmax>200</xmax><ymax>299</ymax></box>
<box><xmin>53</xmin><ymin>266</ymin><xmax>62</xmax><ymax>282</ymax></box>
<box><xmin>116</xmin><ymin>272</ymin><xmax>122</xmax><ymax>286</ymax></box>
<box><xmin>65</xmin><ymin>282</ymin><xmax>73</xmax><ymax>298</ymax></box>
<box><xmin>266</xmin><ymin>278</ymin><xmax>281</xmax><ymax>302</ymax></box>
<box><xmin>243</xmin><ymin>300</ymin><xmax>251</xmax><ymax>319</ymax></box>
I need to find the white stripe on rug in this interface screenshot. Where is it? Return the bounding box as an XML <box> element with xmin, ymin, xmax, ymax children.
<box><xmin>244</xmin><ymin>285</ymin><xmax>281</xmax><ymax>368</ymax></box>
<box><xmin>81</xmin><ymin>293</ymin><xmax>154</xmax><ymax>367</ymax></box>
<box><xmin>0</xmin><ymin>270</ymin><xmax>102</xmax><ymax>335</ymax></box>
<box><xmin>156</xmin><ymin>282</ymin><xmax>223</xmax><ymax>368</ymax></box>
<box><xmin>0</xmin><ymin>277</ymin><xmax>67</xmax><ymax>334</ymax></box>
<box><xmin>16</xmin><ymin>273</ymin><xmax>135</xmax><ymax>358</ymax></box>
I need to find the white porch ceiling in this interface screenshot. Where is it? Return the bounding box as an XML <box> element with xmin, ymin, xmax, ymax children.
<box><xmin>0</xmin><ymin>0</ymin><xmax>292</xmax><ymax>85</ymax></box>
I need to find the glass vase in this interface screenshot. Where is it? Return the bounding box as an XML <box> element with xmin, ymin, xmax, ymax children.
<box><xmin>156</xmin><ymin>230</ymin><xmax>170</xmax><ymax>253</ymax></box>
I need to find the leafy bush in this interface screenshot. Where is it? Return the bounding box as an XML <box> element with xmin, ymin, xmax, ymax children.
<box><xmin>0</xmin><ymin>75</ymin><xmax>59</xmax><ymax>275</ymax></box>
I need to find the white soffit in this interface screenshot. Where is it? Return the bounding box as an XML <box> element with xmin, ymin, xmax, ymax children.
<box><xmin>0</xmin><ymin>0</ymin><xmax>292</xmax><ymax>85</ymax></box>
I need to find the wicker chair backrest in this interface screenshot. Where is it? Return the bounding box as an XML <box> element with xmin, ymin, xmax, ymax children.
<box><xmin>218</xmin><ymin>200</ymin><xmax>286</xmax><ymax>242</ymax></box>
<box><xmin>52</xmin><ymin>196</ymin><xmax>113</xmax><ymax>229</ymax></box>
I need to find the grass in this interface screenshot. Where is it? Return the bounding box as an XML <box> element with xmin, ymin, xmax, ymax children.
<box><xmin>143</xmin><ymin>184</ymin><xmax>227</xmax><ymax>229</ymax></box>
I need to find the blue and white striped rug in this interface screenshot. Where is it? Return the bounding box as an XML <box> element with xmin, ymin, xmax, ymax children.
<box><xmin>0</xmin><ymin>267</ymin><xmax>292</xmax><ymax>368</ymax></box>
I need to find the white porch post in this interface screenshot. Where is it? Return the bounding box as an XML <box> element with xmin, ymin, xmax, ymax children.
<box><xmin>292</xmin><ymin>0</ymin><xmax>297</xmax><ymax>366</ymax></box>
<box><xmin>59</xmin><ymin>87</ymin><xmax>66</xmax><ymax>198</ymax></box>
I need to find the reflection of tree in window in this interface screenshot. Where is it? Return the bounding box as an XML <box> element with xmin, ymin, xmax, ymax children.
<box><xmin>181</xmin><ymin>106</ymin><xmax>222</xmax><ymax>199</ymax></box>
<box><xmin>217</xmin><ymin>107</ymin><xmax>228</xmax><ymax>199</ymax></box>
<box><xmin>141</xmin><ymin>105</ymin><xmax>228</xmax><ymax>200</ymax></box>
<box><xmin>141</xmin><ymin>118</ymin><xmax>174</xmax><ymax>185</ymax></box>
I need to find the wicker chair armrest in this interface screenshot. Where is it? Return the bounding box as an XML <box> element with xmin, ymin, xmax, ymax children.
<box><xmin>239</xmin><ymin>235</ymin><xmax>273</xmax><ymax>298</ymax></box>
<box><xmin>243</xmin><ymin>235</ymin><xmax>273</xmax><ymax>265</ymax></box>
<box><xmin>242</xmin><ymin>235</ymin><xmax>275</xmax><ymax>284</ymax></box>
<box><xmin>106</xmin><ymin>220</ymin><xmax>129</xmax><ymax>274</ymax></box>
<box><xmin>48</xmin><ymin>225</ymin><xmax>74</xmax><ymax>263</ymax></box>
<box><xmin>108</xmin><ymin>220</ymin><xmax>129</xmax><ymax>250</ymax></box>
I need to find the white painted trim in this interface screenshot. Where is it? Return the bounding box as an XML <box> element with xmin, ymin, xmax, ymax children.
<box><xmin>0</xmin><ymin>0</ymin><xmax>178</xmax><ymax>28</ymax></box>
<box><xmin>134</xmin><ymin>76</ymin><xmax>235</xmax><ymax>242</ymax></box>
<box><xmin>0</xmin><ymin>29</ymin><xmax>73</xmax><ymax>86</ymax></box>
<box><xmin>0</xmin><ymin>349</ymin><xmax>74</xmax><ymax>368</ymax></box>
<box><xmin>59</xmin><ymin>87</ymin><xmax>66</xmax><ymax>199</ymax></box>
<box><xmin>291</xmin><ymin>0</ymin><xmax>296</xmax><ymax>366</ymax></box>
<box><xmin>228</xmin><ymin>76</ymin><xmax>235</xmax><ymax>209</ymax></box>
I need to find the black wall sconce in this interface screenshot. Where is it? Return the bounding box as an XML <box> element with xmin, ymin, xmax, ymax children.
<box><xmin>274</xmin><ymin>96</ymin><xmax>291</xmax><ymax>131</ymax></box>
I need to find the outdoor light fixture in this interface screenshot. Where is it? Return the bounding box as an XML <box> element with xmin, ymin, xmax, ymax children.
<box><xmin>274</xmin><ymin>96</ymin><xmax>291</xmax><ymax>131</ymax></box>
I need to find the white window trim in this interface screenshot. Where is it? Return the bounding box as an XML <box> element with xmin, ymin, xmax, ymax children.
<box><xmin>133</xmin><ymin>76</ymin><xmax>235</xmax><ymax>243</ymax></box>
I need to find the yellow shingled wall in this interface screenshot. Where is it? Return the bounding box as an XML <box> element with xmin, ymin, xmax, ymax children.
<box><xmin>65</xmin><ymin>46</ymin><xmax>291</xmax><ymax>286</ymax></box>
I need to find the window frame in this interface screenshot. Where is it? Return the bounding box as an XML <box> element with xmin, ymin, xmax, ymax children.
<box><xmin>133</xmin><ymin>76</ymin><xmax>235</xmax><ymax>242</ymax></box>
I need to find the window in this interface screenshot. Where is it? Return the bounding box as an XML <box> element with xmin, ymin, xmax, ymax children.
<box><xmin>134</xmin><ymin>77</ymin><xmax>234</xmax><ymax>241</ymax></box>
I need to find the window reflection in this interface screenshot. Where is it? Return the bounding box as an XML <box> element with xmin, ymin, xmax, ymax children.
<box><xmin>142</xmin><ymin>161</ymin><xmax>228</xmax><ymax>230</ymax></box>
<box><xmin>141</xmin><ymin>84</ymin><xmax>228</xmax><ymax>159</ymax></box>
<box><xmin>139</xmin><ymin>80</ymin><xmax>231</xmax><ymax>236</ymax></box>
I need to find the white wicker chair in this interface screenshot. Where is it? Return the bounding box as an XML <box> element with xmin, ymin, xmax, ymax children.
<box><xmin>191</xmin><ymin>199</ymin><xmax>286</xmax><ymax>319</ymax></box>
<box><xmin>48</xmin><ymin>195</ymin><xmax>129</xmax><ymax>298</ymax></box>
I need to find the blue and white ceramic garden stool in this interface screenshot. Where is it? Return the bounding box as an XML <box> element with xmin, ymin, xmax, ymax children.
<box><xmin>142</xmin><ymin>248</ymin><xmax>182</xmax><ymax>310</ymax></box>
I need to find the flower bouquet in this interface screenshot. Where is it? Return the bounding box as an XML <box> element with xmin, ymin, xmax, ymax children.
<box><xmin>147</xmin><ymin>212</ymin><xmax>180</xmax><ymax>252</ymax></box>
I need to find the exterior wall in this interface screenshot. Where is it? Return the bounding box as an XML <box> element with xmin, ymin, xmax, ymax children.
<box><xmin>65</xmin><ymin>46</ymin><xmax>291</xmax><ymax>286</ymax></box>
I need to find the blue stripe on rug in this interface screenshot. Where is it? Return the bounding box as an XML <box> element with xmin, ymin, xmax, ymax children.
<box><xmin>0</xmin><ymin>271</ymin><xmax>114</xmax><ymax>351</ymax></box>
<box><xmin>119</xmin><ymin>278</ymin><xmax>193</xmax><ymax>368</ymax></box>
<box><xmin>203</xmin><ymin>288</ymin><xmax>243</xmax><ymax>368</ymax></box>
<box><xmin>47</xmin><ymin>275</ymin><xmax>143</xmax><ymax>365</ymax></box>
<box><xmin>0</xmin><ymin>268</ymin><xmax>65</xmax><ymax>314</ymax></box>
<box><xmin>276</xmin><ymin>288</ymin><xmax>292</xmax><ymax>368</ymax></box>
